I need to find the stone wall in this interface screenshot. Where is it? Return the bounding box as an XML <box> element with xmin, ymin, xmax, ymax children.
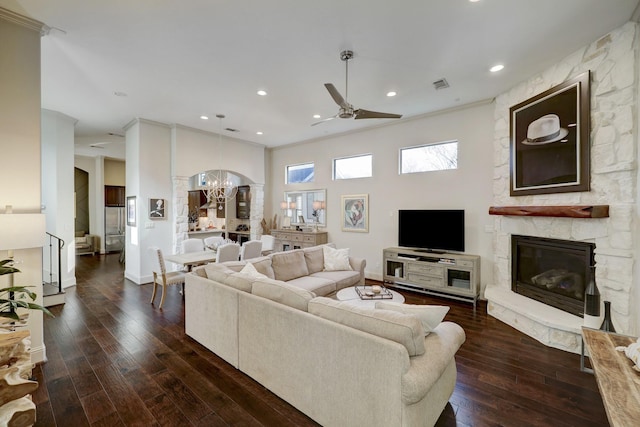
<box><xmin>486</xmin><ymin>22</ymin><xmax>638</xmax><ymax>352</ymax></box>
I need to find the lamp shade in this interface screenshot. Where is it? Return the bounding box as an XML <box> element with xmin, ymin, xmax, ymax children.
<box><xmin>313</xmin><ymin>200</ymin><xmax>325</xmax><ymax>210</ymax></box>
<box><xmin>289</xmin><ymin>202</ymin><xmax>296</xmax><ymax>209</ymax></box>
<box><xmin>280</xmin><ymin>201</ymin><xmax>288</xmax><ymax>210</ymax></box>
<box><xmin>0</xmin><ymin>213</ymin><xmax>46</xmax><ymax>250</ymax></box>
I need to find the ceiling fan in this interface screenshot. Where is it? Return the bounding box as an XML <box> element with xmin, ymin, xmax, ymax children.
<box><xmin>312</xmin><ymin>50</ymin><xmax>402</xmax><ymax>126</ymax></box>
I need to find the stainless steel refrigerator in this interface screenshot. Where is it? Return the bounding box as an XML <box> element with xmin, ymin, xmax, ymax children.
<box><xmin>105</xmin><ymin>206</ymin><xmax>125</xmax><ymax>253</ymax></box>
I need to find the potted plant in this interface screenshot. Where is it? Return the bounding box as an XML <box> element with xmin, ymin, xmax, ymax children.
<box><xmin>0</xmin><ymin>259</ymin><xmax>52</xmax><ymax>322</ymax></box>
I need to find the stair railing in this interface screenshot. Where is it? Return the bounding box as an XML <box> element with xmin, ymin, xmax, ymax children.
<box><xmin>45</xmin><ymin>232</ymin><xmax>65</xmax><ymax>294</ymax></box>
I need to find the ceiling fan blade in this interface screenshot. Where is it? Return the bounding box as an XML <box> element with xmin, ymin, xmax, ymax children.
<box><xmin>311</xmin><ymin>115</ymin><xmax>338</xmax><ymax>126</ymax></box>
<box><xmin>324</xmin><ymin>83</ymin><xmax>349</xmax><ymax>109</ymax></box>
<box><xmin>354</xmin><ymin>109</ymin><xmax>402</xmax><ymax>120</ymax></box>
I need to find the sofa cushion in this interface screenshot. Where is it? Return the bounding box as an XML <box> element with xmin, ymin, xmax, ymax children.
<box><xmin>303</xmin><ymin>245</ymin><xmax>325</xmax><ymax>274</ymax></box>
<box><xmin>220</xmin><ymin>260</ymin><xmax>247</xmax><ymax>272</ymax></box>
<box><xmin>286</xmin><ymin>276</ymin><xmax>336</xmax><ymax>297</ymax></box>
<box><xmin>224</xmin><ymin>272</ymin><xmax>255</xmax><ymax>293</ymax></box>
<box><xmin>322</xmin><ymin>246</ymin><xmax>352</xmax><ymax>271</ymax></box>
<box><xmin>310</xmin><ymin>270</ymin><xmax>361</xmax><ymax>290</ymax></box>
<box><xmin>270</xmin><ymin>250</ymin><xmax>309</xmax><ymax>282</ymax></box>
<box><xmin>308</xmin><ymin>297</ymin><xmax>426</xmax><ymax>356</ymax></box>
<box><xmin>375</xmin><ymin>302</ymin><xmax>449</xmax><ymax>336</ymax></box>
<box><xmin>240</xmin><ymin>262</ymin><xmax>270</xmax><ymax>280</ymax></box>
<box><xmin>251</xmin><ymin>277</ymin><xmax>315</xmax><ymax>311</ymax></box>
<box><xmin>204</xmin><ymin>263</ymin><xmax>235</xmax><ymax>282</ymax></box>
<box><xmin>248</xmin><ymin>256</ymin><xmax>275</xmax><ymax>279</ymax></box>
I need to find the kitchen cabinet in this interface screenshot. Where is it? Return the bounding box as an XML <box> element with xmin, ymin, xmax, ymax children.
<box><xmin>105</xmin><ymin>185</ymin><xmax>125</xmax><ymax>207</ymax></box>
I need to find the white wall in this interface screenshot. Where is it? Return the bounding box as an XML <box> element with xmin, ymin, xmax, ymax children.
<box><xmin>124</xmin><ymin>119</ymin><xmax>173</xmax><ymax>284</ymax></box>
<box><xmin>269</xmin><ymin>101</ymin><xmax>495</xmax><ymax>290</ymax></box>
<box><xmin>41</xmin><ymin>109</ymin><xmax>77</xmax><ymax>288</ymax></box>
<box><xmin>172</xmin><ymin>125</ymin><xmax>265</xmax><ymax>183</ymax></box>
<box><xmin>0</xmin><ymin>10</ymin><xmax>46</xmax><ymax>363</ymax></box>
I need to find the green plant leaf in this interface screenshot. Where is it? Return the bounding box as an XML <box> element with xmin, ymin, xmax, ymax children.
<box><xmin>0</xmin><ymin>311</ymin><xmax>21</xmax><ymax>321</ymax></box>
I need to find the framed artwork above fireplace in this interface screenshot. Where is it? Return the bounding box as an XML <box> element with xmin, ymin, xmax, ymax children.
<box><xmin>509</xmin><ymin>71</ymin><xmax>591</xmax><ymax>196</ymax></box>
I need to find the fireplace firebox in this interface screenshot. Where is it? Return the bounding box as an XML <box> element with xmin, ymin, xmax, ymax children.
<box><xmin>511</xmin><ymin>235</ymin><xmax>595</xmax><ymax>317</ymax></box>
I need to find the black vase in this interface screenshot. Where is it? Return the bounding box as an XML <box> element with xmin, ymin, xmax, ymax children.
<box><xmin>600</xmin><ymin>301</ymin><xmax>616</xmax><ymax>332</ymax></box>
<box><xmin>584</xmin><ymin>266</ymin><xmax>600</xmax><ymax>317</ymax></box>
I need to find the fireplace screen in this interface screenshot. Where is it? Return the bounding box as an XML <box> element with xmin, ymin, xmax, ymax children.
<box><xmin>512</xmin><ymin>235</ymin><xmax>594</xmax><ymax>317</ymax></box>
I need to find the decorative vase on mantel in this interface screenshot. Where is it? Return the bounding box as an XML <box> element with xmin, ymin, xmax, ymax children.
<box><xmin>583</xmin><ymin>265</ymin><xmax>601</xmax><ymax>329</ymax></box>
<box><xmin>600</xmin><ymin>301</ymin><xmax>616</xmax><ymax>333</ymax></box>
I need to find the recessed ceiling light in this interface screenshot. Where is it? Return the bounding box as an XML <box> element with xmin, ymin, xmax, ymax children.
<box><xmin>200</xmin><ymin>115</ymin><xmax>209</xmax><ymax>120</ymax></box>
<box><xmin>256</xmin><ymin>131</ymin><xmax>263</xmax><ymax>135</ymax></box>
<box><xmin>490</xmin><ymin>64</ymin><xmax>504</xmax><ymax>72</ymax></box>
<box><xmin>313</xmin><ymin>114</ymin><xmax>321</xmax><ymax>119</ymax></box>
<box><xmin>469</xmin><ymin>0</ymin><xmax>480</xmax><ymax>3</ymax></box>
<box><xmin>114</xmin><ymin>91</ymin><xmax>127</xmax><ymax>97</ymax></box>
<box><xmin>257</xmin><ymin>90</ymin><xmax>267</xmax><ymax>96</ymax></box>
<box><xmin>386</xmin><ymin>91</ymin><xmax>397</xmax><ymax>97</ymax></box>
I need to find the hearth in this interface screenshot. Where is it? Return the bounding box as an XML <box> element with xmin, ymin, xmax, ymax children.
<box><xmin>511</xmin><ymin>235</ymin><xmax>595</xmax><ymax>317</ymax></box>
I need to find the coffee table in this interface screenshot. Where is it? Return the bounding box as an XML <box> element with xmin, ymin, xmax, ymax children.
<box><xmin>336</xmin><ymin>286</ymin><xmax>405</xmax><ymax>307</ymax></box>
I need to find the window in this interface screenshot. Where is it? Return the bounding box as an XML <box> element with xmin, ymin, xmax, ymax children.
<box><xmin>333</xmin><ymin>154</ymin><xmax>372</xmax><ymax>180</ymax></box>
<box><xmin>286</xmin><ymin>162</ymin><xmax>314</xmax><ymax>183</ymax></box>
<box><xmin>400</xmin><ymin>140</ymin><xmax>458</xmax><ymax>174</ymax></box>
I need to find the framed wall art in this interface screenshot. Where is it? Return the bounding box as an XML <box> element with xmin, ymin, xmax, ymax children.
<box><xmin>510</xmin><ymin>71</ymin><xmax>590</xmax><ymax>196</ymax></box>
<box><xmin>126</xmin><ymin>196</ymin><xmax>136</xmax><ymax>226</ymax></box>
<box><xmin>341</xmin><ymin>194</ymin><xmax>368</xmax><ymax>233</ymax></box>
<box><xmin>149</xmin><ymin>198</ymin><xmax>166</xmax><ymax>219</ymax></box>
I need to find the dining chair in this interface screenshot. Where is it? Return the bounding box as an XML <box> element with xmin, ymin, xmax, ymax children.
<box><xmin>260</xmin><ymin>235</ymin><xmax>275</xmax><ymax>256</ymax></box>
<box><xmin>149</xmin><ymin>246</ymin><xmax>186</xmax><ymax>309</ymax></box>
<box><xmin>204</xmin><ymin>235</ymin><xmax>224</xmax><ymax>249</ymax></box>
<box><xmin>240</xmin><ymin>240</ymin><xmax>263</xmax><ymax>260</ymax></box>
<box><xmin>216</xmin><ymin>242</ymin><xmax>241</xmax><ymax>263</ymax></box>
<box><xmin>182</xmin><ymin>238</ymin><xmax>204</xmax><ymax>253</ymax></box>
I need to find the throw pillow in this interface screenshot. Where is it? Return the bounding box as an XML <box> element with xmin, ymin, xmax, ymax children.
<box><xmin>322</xmin><ymin>246</ymin><xmax>352</xmax><ymax>271</ymax></box>
<box><xmin>240</xmin><ymin>262</ymin><xmax>270</xmax><ymax>280</ymax></box>
<box><xmin>375</xmin><ymin>302</ymin><xmax>449</xmax><ymax>336</ymax></box>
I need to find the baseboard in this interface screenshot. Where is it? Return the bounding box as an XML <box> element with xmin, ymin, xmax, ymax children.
<box><xmin>30</xmin><ymin>343</ymin><xmax>47</xmax><ymax>364</ymax></box>
<box><xmin>125</xmin><ymin>271</ymin><xmax>153</xmax><ymax>285</ymax></box>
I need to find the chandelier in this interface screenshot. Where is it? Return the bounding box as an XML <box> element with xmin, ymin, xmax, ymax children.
<box><xmin>203</xmin><ymin>114</ymin><xmax>237</xmax><ymax>205</ymax></box>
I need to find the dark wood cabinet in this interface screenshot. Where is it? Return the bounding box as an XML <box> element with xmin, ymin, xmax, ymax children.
<box><xmin>236</xmin><ymin>185</ymin><xmax>250</xmax><ymax>219</ymax></box>
<box><xmin>105</xmin><ymin>185</ymin><xmax>125</xmax><ymax>206</ymax></box>
<box><xmin>188</xmin><ymin>190</ymin><xmax>208</xmax><ymax>219</ymax></box>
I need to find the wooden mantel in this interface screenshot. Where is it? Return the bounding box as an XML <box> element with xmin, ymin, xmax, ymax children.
<box><xmin>489</xmin><ymin>205</ymin><xmax>609</xmax><ymax>218</ymax></box>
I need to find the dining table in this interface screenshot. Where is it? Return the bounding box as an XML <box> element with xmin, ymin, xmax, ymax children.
<box><xmin>164</xmin><ymin>249</ymin><xmax>217</xmax><ymax>271</ymax></box>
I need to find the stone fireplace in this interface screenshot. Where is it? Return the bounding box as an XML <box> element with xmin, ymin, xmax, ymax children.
<box><xmin>511</xmin><ymin>235</ymin><xmax>594</xmax><ymax>317</ymax></box>
<box><xmin>485</xmin><ymin>22</ymin><xmax>638</xmax><ymax>354</ymax></box>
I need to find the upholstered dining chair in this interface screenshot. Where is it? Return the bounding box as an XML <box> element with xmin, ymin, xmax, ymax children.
<box><xmin>260</xmin><ymin>235</ymin><xmax>275</xmax><ymax>256</ymax></box>
<box><xmin>216</xmin><ymin>242</ymin><xmax>241</xmax><ymax>263</ymax></box>
<box><xmin>182</xmin><ymin>238</ymin><xmax>204</xmax><ymax>253</ymax></box>
<box><xmin>240</xmin><ymin>240</ymin><xmax>263</xmax><ymax>260</ymax></box>
<box><xmin>149</xmin><ymin>246</ymin><xmax>186</xmax><ymax>309</ymax></box>
<box><xmin>204</xmin><ymin>235</ymin><xmax>224</xmax><ymax>249</ymax></box>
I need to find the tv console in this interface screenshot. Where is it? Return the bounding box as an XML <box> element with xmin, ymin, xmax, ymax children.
<box><xmin>383</xmin><ymin>247</ymin><xmax>480</xmax><ymax>309</ymax></box>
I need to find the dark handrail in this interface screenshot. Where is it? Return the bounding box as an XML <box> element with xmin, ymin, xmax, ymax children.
<box><xmin>45</xmin><ymin>232</ymin><xmax>65</xmax><ymax>294</ymax></box>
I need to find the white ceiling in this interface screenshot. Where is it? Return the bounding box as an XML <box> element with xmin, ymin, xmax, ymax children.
<box><xmin>3</xmin><ymin>0</ymin><xmax>639</xmax><ymax>151</ymax></box>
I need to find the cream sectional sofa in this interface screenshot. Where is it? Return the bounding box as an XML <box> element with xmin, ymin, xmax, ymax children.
<box><xmin>185</xmin><ymin>245</ymin><xmax>465</xmax><ymax>427</ymax></box>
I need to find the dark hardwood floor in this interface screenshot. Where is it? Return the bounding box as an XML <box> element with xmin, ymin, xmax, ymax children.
<box><xmin>33</xmin><ymin>254</ymin><xmax>607</xmax><ymax>426</ymax></box>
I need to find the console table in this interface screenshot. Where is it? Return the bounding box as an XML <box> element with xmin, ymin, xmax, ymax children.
<box><xmin>272</xmin><ymin>229</ymin><xmax>327</xmax><ymax>251</ymax></box>
<box><xmin>581</xmin><ymin>327</ymin><xmax>640</xmax><ymax>426</ymax></box>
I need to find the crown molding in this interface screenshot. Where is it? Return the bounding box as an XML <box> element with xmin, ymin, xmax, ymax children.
<box><xmin>0</xmin><ymin>6</ymin><xmax>46</xmax><ymax>33</ymax></box>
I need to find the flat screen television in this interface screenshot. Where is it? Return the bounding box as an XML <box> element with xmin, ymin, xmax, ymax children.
<box><xmin>398</xmin><ymin>210</ymin><xmax>465</xmax><ymax>253</ymax></box>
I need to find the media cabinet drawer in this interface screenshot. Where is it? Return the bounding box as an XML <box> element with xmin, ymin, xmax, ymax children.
<box><xmin>457</xmin><ymin>260</ymin><xmax>474</xmax><ymax>268</ymax></box>
<box><xmin>406</xmin><ymin>273</ymin><xmax>443</xmax><ymax>288</ymax></box>
<box><xmin>407</xmin><ymin>263</ymin><xmax>444</xmax><ymax>277</ymax></box>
